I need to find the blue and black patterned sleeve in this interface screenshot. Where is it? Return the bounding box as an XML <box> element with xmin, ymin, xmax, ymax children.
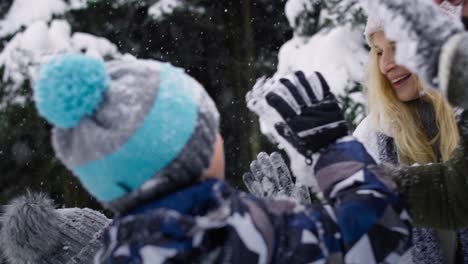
<box><xmin>259</xmin><ymin>137</ymin><xmax>412</xmax><ymax>263</ymax></box>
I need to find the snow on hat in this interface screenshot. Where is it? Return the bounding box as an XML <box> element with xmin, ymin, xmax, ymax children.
<box><xmin>364</xmin><ymin>1</ymin><xmax>462</xmax><ymax>45</ymax></box>
<box><xmin>0</xmin><ymin>192</ymin><xmax>110</xmax><ymax>264</ymax></box>
<box><xmin>364</xmin><ymin>15</ymin><xmax>384</xmax><ymax>46</ymax></box>
<box><xmin>33</xmin><ymin>54</ymin><xmax>220</xmax><ymax>213</ymax></box>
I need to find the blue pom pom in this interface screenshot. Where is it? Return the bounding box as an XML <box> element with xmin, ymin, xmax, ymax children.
<box><xmin>34</xmin><ymin>54</ymin><xmax>110</xmax><ymax>128</ymax></box>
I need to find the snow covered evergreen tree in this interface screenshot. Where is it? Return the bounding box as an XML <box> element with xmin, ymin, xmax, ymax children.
<box><xmin>0</xmin><ymin>0</ymin><xmax>118</xmax><ymax>210</ymax></box>
<box><xmin>279</xmin><ymin>0</ymin><xmax>368</xmax><ymax>130</ymax></box>
<box><xmin>0</xmin><ymin>0</ymin><xmax>292</xmax><ymax>206</ymax></box>
<box><xmin>0</xmin><ymin>0</ymin><xmax>370</xmax><ymax>209</ymax></box>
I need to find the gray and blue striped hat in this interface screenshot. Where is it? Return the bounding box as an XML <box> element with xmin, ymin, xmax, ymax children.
<box><xmin>33</xmin><ymin>54</ymin><xmax>220</xmax><ymax>213</ymax></box>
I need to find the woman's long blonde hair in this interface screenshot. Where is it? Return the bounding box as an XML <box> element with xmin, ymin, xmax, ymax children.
<box><xmin>367</xmin><ymin>48</ymin><xmax>460</xmax><ymax>165</ymax></box>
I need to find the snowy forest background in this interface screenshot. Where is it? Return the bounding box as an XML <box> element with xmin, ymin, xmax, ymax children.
<box><xmin>0</xmin><ymin>0</ymin><xmax>369</xmax><ymax>212</ymax></box>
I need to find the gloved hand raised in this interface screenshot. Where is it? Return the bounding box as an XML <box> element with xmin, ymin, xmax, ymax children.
<box><xmin>243</xmin><ymin>151</ymin><xmax>312</xmax><ymax>204</ymax></box>
<box><xmin>264</xmin><ymin>71</ymin><xmax>348</xmax><ymax>160</ymax></box>
<box><xmin>246</xmin><ymin>70</ymin><xmax>348</xmax><ymax>192</ymax></box>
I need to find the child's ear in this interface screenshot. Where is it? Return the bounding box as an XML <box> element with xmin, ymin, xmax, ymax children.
<box><xmin>202</xmin><ymin>134</ymin><xmax>225</xmax><ymax>180</ymax></box>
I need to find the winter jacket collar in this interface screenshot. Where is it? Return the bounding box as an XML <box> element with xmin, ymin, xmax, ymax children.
<box><xmin>98</xmin><ymin>179</ymin><xmax>238</xmax><ymax>263</ymax></box>
<box><xmin>124</xmin><ymin>179</ymin><xmax>223</xmax><ymax>217</ymax></box>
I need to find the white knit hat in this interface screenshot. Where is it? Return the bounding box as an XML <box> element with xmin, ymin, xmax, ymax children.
<box><xmin>363</xmin><ymin>1</ymin><xmax>462</xmax><ymax>45</ymax></box>
<box><xmin>0</xmin><ymin>192</ymin><xmax>111</xmax><ymax>264</ymax></box>
<box><xmin>364</xmin><ymin>15</ymin><xmax>384</xmax><ymax>45</ymax></box>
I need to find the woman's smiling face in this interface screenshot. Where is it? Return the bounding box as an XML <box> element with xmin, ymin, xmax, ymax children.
<box><xmin>372</xmin><ymin>31</ymin><xmax>420</xmax><ymax>102</ymax></box>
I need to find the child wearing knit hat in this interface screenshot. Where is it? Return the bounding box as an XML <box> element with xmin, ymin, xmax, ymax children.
<box><xmin>30</xmin><ymin>53</ymin><xmax>412</xmax><ymax>263</ymax></box>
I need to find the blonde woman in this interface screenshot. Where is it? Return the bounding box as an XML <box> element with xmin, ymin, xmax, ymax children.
<box><xmin>243</xmin><ymin>0</ymin><xmax>468</xmax><ymax>262</ymax></box>
<box><xmin>353</xmin><ymin>12</ymin><xmax>468</xmax><ymax>263</ymax></box>
<box><xmin>354</xmin><ymin>29</ymin><xmax>460</xmax><ymax>166</ymax></box>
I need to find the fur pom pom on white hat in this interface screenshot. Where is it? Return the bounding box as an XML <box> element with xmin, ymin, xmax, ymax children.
<box><xmin>0</xmin><ymin>192</ymin><xmax>110</xmax><ymax>264</ymax></box>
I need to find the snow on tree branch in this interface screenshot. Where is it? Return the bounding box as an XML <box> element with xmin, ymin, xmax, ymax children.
<box><xmin>0</xmin><ymin>19</ymin><xmax>121</xmax><ymax>86</ymax></box>
<box><xmin>278</xmin><ymin>0</ymin><xmax>368</xmax><ymax>98</ymax></box>
<box><xmin>270</xmin><ymin>0</ymin><xmax>369</xmax><ymax>130</ymax></box>
<box><xmin>0</xmin><ymin>0</ymin><xmax>67</xmax><ymax>38</ymax></box>
<box><xmin>148</xmin><ymin>0</ymin><xmax>185</xmax><ymax>20</ymax></box>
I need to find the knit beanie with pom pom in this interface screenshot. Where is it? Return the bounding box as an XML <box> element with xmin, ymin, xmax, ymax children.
<box><xmin>33</xmin><ymin>54</ymin><xmax>220</xmax><ymax>213</ymax></box>
<box><xmin>364</xmin><ymin>1</ymin><xmax>462</xmax><ymax>45</ymax></box>
<box><xmin>0</xmin><ymin>192</ymin><xmax>110</xmax><ymax>264</ymax></box>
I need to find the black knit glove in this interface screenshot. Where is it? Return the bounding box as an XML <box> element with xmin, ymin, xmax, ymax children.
<box><xmin>243</xmin><ymin>152</ymin><xmax>312</xmax><ymax>204</ymax></box>
<box><xmin>361</xmin><ymin>0</ymin><xmax>464</xmax><ymax>89</ymax></box>
<box><xmin>264</xmin><ymin>71</ymin><xmax>348</xmax><ymax>160</ymax></box>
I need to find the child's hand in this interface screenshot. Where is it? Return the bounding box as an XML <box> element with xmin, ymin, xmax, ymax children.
<box><xmin>243</xmin><ymin>151</ymin><xmax>312</xmax><ymax>204</ymax></box>
<box><xmin>246</xmin><ymin>71</ymin><xmax>347</xmax><ymax>193</ymax></box>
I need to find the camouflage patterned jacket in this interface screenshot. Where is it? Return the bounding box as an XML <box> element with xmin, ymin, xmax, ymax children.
<box><xmin>96</xmin><ymin>139</ymin><xmax>412</xmax><ymax>264</ymax></box>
